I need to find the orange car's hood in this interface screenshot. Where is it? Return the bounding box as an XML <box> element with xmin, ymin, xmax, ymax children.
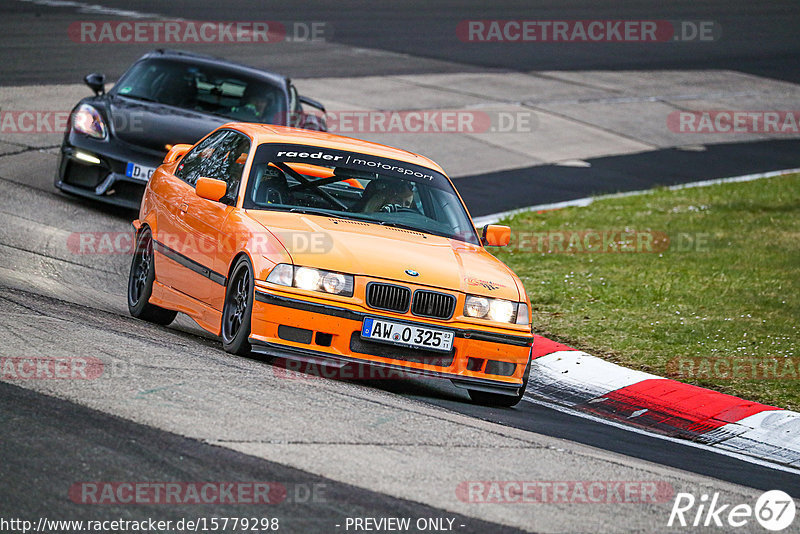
<box><xmin>246</xmin><ymin>211</ymin><xmax>521</xmax><ymax>301</ymax></box>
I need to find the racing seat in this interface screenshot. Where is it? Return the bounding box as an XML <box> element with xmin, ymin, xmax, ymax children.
<box><xmin>354</xmin><ymin>179</ymin><xmax>412</xmax><ymax>213</ymax></box>
<box><xmin>253</xmin><ymin>166</ymin><xmax>291</xmax><ymax>205</ymax></box>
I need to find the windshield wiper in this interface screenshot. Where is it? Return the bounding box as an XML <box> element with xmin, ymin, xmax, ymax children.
<box><xmin>288</xmin><ymin>207</ymin><xmax>335</xmax><ymax>217</ymax></box>
<box><xmin>378</xmin><ymin>221</ymin><xmax>427</xmax><ymax>234</ymax></box>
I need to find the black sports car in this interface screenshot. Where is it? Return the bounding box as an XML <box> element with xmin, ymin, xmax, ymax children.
<box><xmin>55</xmin><ymin>49</ymin><xmax>326</xmax><ymax>209</ymax></box>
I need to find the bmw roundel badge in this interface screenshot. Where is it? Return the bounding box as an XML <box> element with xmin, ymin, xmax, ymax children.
<box><xmin>405</xmin><ymin>269</ymin><xmax>419</xmax><ymax>277</ymax></box>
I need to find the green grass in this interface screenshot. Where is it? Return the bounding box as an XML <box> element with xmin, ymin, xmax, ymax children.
<box><xmin>492</xmin><ymin>173</ymin><xmax>800</xmax><ymax>410</ymax></box>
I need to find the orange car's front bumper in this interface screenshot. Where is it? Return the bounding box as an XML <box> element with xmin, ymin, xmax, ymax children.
<box><xmin>248</xmin><ymin>287</ymin><xmax>533</xmax><ymax>396</ymax></box>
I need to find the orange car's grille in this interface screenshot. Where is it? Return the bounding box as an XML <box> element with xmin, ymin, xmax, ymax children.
<box><xmin>366</xmin><ymin>283</ymin><xmax>411</xmax><ymax>313</ymax></box>
<box><xmin>411</xmin><ymin>290</ymin><xmax>456</xmax><ymax>320</ymax></box>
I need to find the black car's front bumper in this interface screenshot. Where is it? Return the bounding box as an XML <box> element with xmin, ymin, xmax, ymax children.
<box><xmin>55</xmin><ymin>133</ymin><xmax>164</xmax><ymax>210</ymax></box>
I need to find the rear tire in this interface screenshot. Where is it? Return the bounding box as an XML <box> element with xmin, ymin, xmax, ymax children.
<box><xmin>468</xmin><ymin>355</ymin><xmax>532</xmax><ymax>407</ymax></box>
<box><xmin>221</xmin><ymin>256</ymin><xmax>254</xmax><ymax>356</ymax></box>
<box><xmin>127</xmin><ymin>228</ymin><xmax>177</xmax><ymax>325</ymax></box>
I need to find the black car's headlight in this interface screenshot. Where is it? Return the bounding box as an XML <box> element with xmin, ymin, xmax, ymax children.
<box><xmin>464</xmin><ymin>295</ymin><xmax>528</xmax><ymax>325</ymax></box>
<box><xmin>267</xmin><ymin>264</ymin><xmax>354</xmax><ymax>297</ymax></box>
<box><xmin>72</xmin><ymin>104</ymin><xmax>107</xmax><ymax>139</ymax></box>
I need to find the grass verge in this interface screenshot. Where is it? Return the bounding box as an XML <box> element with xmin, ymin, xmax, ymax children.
<box><xmin>493</xmin><ymin>173</ymin><xmax>800</xmax><ymax>409</ymax></box>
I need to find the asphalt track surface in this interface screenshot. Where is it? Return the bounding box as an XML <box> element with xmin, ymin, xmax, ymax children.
<box><xmin>2</xmin><ymin>0</ymin><xmax>799</xmax><ymax>84</ymax></box>
<box><xmin>1</xmin><ymin>1</ymin><xmax>800</xmax><ymax>532</ymax></box>
<box><xmin>0</xmin><ymin>380</ymin><xmax>522</xmax><ymax>534</ymax></box>
<box><xmin>460</xmin><ymin>138</ymin><xmax>800</xmax><ymax>216</ymax></box>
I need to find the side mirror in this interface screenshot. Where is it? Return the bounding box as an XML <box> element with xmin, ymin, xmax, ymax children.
<box><xmin>84</xmin><ymin>73</ymin><xmax>106</xmax><ymax>96</ymax></box>
<box><xmin>480</xmin><ymin>224</ymin><xmax>511</xmax><ymax>247</ymax></box>
<box><xmin>163</xmin><ymin>144</ymin><xmax>192</xmax><ymax>164</ymax></box>
<box><xmin>196</xmin><ymin>177</ymin><xmax>227</xmax><ymax>202</ymax></box>
<box><xmin>298</xmin><ymin>94</ymin><xmax>326</xmax><ymax>113</ymax></box>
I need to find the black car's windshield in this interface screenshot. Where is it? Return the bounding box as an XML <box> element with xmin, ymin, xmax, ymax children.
<box><xmin>243</xmin><ymin>144</ymin><xmax>480</xmax><ymax>245</ymax></box>
<box><xmin>112</xmin><ymin>58</ymin><xmax>287</xmax><ymax>123</ymax></box>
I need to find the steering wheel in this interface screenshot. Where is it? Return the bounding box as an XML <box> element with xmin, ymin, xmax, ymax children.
<box><xmin>379</xmin><ymin>203</ymin><xmax>418</xmax><ymax>213</ymax></box>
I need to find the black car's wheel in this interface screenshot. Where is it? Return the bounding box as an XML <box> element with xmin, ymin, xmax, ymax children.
<box><xmin>468</xmin><ymin>355</ymin><xmax>532</xmax><ymax>407</ymax></box>
<box><xmin>128</xmin><ymin>228</ymin><xmax>177</xmax><ymax>325</ymax></box>
<box><xmin>221</xmin><ymin>256</ymin><xmax>254</xmax><ymax>356</ymax></box>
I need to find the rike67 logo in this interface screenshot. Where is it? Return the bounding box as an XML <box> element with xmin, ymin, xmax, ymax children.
<box><xmin>668</xmin><ymin>490</ymin><xmax>796</xmax><ymax>531</ymax></box>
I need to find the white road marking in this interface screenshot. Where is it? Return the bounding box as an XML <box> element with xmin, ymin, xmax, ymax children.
<box><xmin>16</xmin><ymin>0</ymin><xmax>169</xmax><ymax>19</ymax></box>
<box><xmin>473</xmin><ymin>167</ymin><xmax>800</xmax><ymax>225</ymax></box>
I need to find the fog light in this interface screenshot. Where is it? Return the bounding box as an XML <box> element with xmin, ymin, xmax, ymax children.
<box><xmin>74</xmin><ymin>151</ymin><xmax>101</xmax><ymax>165</ymax></box>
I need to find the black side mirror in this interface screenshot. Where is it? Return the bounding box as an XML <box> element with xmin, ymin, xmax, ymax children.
<box><xmin>84</xmin><ymin>73</ymin><xmax>106</xmax><ymax>96</ymax></box>
<box><xmin>298</xmin><ymin>95</ymin><xmax>326</xmax><ymax>113</ymax></box>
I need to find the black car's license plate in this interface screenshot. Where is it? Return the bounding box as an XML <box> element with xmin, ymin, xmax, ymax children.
<box><xmin>125</xmin><ymin>162</ymin><xmax>156</xmax><ymax>181</ymax></box>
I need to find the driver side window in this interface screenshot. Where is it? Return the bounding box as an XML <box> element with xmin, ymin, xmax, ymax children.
<box><xmin>175</xmin><ymin>131</ymin><xmax>227</xmax><ymax>187</ymax></box>
<box><xmin>175</xmin><ymin>130</ymin><xmax>251</xmax><ymax>203</ymax></box>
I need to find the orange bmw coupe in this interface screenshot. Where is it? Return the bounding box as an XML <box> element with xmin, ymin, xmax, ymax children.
<box><xmin>128</xmin><ymin>124</ymin><xmax>533</xmax><ymax>406</ymax></box>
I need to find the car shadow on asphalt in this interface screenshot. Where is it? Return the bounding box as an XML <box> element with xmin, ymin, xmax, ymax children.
<box><xmin>262</xmin><ymin>355</ymin><xmax>471</xmax><ymax>404</ymax></box>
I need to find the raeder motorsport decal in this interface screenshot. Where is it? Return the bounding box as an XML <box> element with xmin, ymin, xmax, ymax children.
<box><xmin>252</xmin><ymin>143</ymin><xmax>449</xmax><ymax>189</ymax></box>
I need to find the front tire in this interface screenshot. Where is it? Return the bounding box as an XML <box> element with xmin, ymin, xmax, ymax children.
<box><xmin>127</xmin><ymin>228</ymin><xmax>177</xmax><ymax>325</ymax></box>
<box><xmin>221</xmin><ymin>256</ymin><xmax>254</xmax><ymax>356</ymax></box>
<box><xmin>468</xmin><ymin>355</ymin><xmax>532</xmax><ymax>407</ymax></box>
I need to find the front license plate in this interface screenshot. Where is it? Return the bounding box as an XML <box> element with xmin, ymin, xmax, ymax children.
<box><xmin>361</xmin><ymin>317</ymin><xmax>454</xmax><ymax>352</ymax></box>
<box><xmin>125</xmin><ymin>162</ymin><xmax>157</xmax><ymax>181</ymax></box>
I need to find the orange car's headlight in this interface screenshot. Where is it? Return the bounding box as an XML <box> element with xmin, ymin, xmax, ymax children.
<box><xmin>267</xmin><ymin>264</ymin><xmax>354</xmax><ymax>297</ymax></box>
<box><xmin>464</xmin><ymin>295</ymin><xmax>529</xmax><ymax>325</ymax></box>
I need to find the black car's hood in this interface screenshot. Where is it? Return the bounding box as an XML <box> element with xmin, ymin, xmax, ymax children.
<box><xmin>106</xmin><ymin>96</ymin><xmax>227</xmax><ymax>153</ymax></box>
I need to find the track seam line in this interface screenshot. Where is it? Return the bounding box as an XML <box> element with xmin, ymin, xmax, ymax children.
<box><xmin>0</xmin><ymin>240</ymin><xmax>120</xmax><ymax>274</ymax></box>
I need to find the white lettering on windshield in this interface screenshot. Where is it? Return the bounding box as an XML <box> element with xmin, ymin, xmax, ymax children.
<box><xmin>275</xmin><ymin>151</ymin><xmax>343</xmax><ymax>161</ymax></box>
<box><xmin>350</xmin><ymin>158</ymin><xmax>434</xmax><ymax>180</ymax></box>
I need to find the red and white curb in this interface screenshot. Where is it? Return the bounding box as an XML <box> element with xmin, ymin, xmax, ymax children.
<box><xmin>526</xmin><ymin>335</ymin><xmax>800</xmax><ymax>468</ymax></box>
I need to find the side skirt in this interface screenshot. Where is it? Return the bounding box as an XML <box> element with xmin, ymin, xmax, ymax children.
<box><xmin>150</xmin><ymin>280</ymin><xmax>222</xmax><ymax>336</ymax></box>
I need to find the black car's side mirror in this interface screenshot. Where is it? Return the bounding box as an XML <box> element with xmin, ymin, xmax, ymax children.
<box><xmin>84</xmin><ymin>73</ymin><xmax>106</xmax><ymax>96</ymax></box>
<box><xmin>298</xmin><ymin>95</ymin><xmax>326</xmax><ymax>113</ymax></box>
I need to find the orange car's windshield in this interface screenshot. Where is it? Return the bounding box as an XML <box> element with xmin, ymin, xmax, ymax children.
<box><xmin>243</xmin><ymin>144</ymin><xmax>480</xmax><ymax>245</ymax></box>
